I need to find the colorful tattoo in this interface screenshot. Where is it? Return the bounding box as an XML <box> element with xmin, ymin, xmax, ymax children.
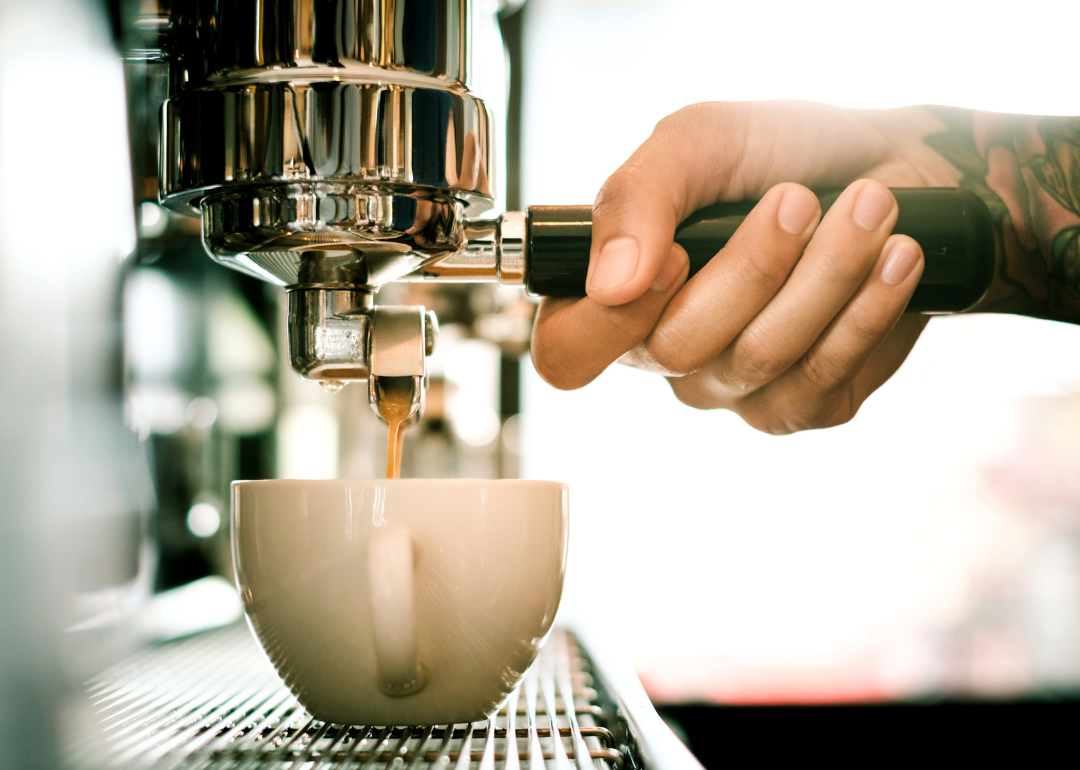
<box><xmin>1030</xmin><ymin>123</ymin><xmax>1080</xmax><ymax>301</ymax></box>
<box><xmin>924</xmin><ymin>107</ymin><xmax>1080</xmax><ymax>320</ymax></box>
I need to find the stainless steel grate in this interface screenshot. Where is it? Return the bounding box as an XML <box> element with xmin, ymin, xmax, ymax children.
<box><xmin>71</xmin><ymin>626</ymin><xmax>623</xmax><ymax>770</ymax></box>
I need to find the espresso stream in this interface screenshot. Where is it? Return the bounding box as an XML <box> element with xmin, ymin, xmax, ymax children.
<box><xmin>375</xmin><ymin>386</ymin><xmax>413</xmax><ymax>479</ymax></box>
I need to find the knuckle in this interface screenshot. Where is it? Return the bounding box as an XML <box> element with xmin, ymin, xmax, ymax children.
<box><xmin>846</xmin><ymin>177</ymin><xmax>892</xmax><ymax>204</ymax></box>
<box><xmin>604</xmin><ymin>308</ymin><xmax>657</xmax><ymax>348</ymax></box>
<box><xmin>668</xmin><ymin>376</ymin><xmax>723</xmax><ymax>411</ymax></box>
<box><xmin>769</xmin><ymin>180</ymin><xmax>814</xmax><ymax>204</ymax></box>
<box><xmin>732</xmin><ymin>243</ymin><xmax>795</xmax><ymax>294</ymax></box>
<box><xmin>813</xmin><ymin>247</ymin><xmax>874</xmax><ymax>287</ymax></box>
<box><xmin>734</xmin><ymin>402</ymin><xmax>798</xmax><ymax>435</ymax></box>
<box><xmin>797</xmin><ymin>351</ymin><xmax>849</xmax><ymax>393</ymax></box>
<box><xmin>727</xmin><ymin>361</ymin><xmax>870</xmax><ymax>436</ymax></box>
<box><xmin>718</xmin><ymin>329</ymin><xmax>789</xmax><ymax>390</ymax></box>
<box><xmin>776</xmin><ymin>388</ymin><xmax>861</xmax><ymax>434</ymax></box>
<box><xmin>848</xmin><ymin>301</ymin><xmax>898</xmax><ymax>341</ymax></box>
<box><xmin>593</xmin><ymin>169</ymin><xmax>644</xmax><ymax>219</ymax></box>
<box><xmin>861</xmin><ymin>178</ymin><xmax>895</xmax><ymax>202</ymax></box>
<box><xmin>804</xmin><ymin>389</ymin><xmax>861</xmax><ymax>430</ymax></box>
<box><xmin>643</xmin><ymin>327</ymin><xmax>706</xmax><ymax>377</ymax></box>
<box><xmin>767</xmin><ymin>400</ymin><xmax>818</xmax><ymax>435</ymax></box>
<box><xmin>734</xmin><ymin>386</ymin><xmax>849</xmax><ymax>436</ymax></box>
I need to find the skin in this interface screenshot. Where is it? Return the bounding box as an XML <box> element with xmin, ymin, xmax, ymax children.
<box><xmin>530</xmin><ymin>101</ymin><xmax>1080</xmax><ymax>435</ymax></box>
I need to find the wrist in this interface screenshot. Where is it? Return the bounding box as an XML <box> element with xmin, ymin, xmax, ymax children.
<box><xmin>1020</xmin><ymin>117</ymin><xmax>1080</xmax><ymax>318</ymax></box>
<box><xmin>923</xmin><ymin>107</ymin><xmax>1080</xmax><ymax>321</ymax></box>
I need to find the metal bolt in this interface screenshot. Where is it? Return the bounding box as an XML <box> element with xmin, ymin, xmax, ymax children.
<box><xmin>424</xmin><ymin>310</ymin><xmax>439</xmax><ymax>356</ymax></box>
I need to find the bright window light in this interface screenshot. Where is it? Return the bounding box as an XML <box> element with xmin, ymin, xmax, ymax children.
<box><xmin>523</xmin><ymin>0</ymin><xmax>1080</xmax><ymax>701</ymax></box>
<box><xmin>278</xmin><ymin>404</ymin><xmax>340</xmax><ymax>479</ymax></box>
<box><xmin>186</xmin><ymin>502</ymin><xmax>222</xmax><ymax>539</ymax></box>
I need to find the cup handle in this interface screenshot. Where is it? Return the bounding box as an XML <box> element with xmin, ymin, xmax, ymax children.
<box><xmin>368</xmin><ymin>526</ymin><xmax>425</xmax><ymax>696</ymax></box>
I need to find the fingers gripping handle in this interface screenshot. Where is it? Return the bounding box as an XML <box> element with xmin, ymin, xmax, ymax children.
<box><xmin>524</xmin><ymin>188</ymin><xmax>996</xmax><ymax>313</ymax></box>
<box><xmin>368</xmin><ymin>526</ymin><xmax>425</xmax><ymax>696</ymax></box>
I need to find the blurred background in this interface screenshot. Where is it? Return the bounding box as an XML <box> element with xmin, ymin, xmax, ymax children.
<box><xmin>3</xmin><ymin>0</ymin><xmax>1080</xmax><ymax>765</ymax></box>
<box><xmin>519</xmin><ymin>0</ymin><xmax>1080</xmax><ymax>705</ymax></box>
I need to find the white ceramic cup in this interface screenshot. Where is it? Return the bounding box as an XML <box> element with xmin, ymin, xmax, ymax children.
<box><xmin>232</xmin><ymin>479</ymin><xmax>568</xmax><ymax>726</ymax></box>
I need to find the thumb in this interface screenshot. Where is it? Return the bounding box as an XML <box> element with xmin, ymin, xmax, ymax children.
<box><xmin>585</xmin><ymin>108</ymin><xmax>745</xmax><ymax>307</ymax></box>
<box><xmin>585</xmin><ymin>158</ymin><xmax>683</xmax><ymax>307</ymax></box>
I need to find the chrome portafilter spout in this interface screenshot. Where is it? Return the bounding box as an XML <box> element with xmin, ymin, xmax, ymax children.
<box><xmin>290</xmin><ymin>287</ymin><xmax>436</xmax><ymax>421</ymax></box>
<box><xmin>288</xmin><ymin>285</ymin><xmax>373</xmax><ymax>386</ymax></box>
<box><xmin>279</xmin><ymin>212</ymin><xmax>520</xmax><ymax>412</ymax></box>
<box><xmin>367</xmin><ymin>307</ymin><xmax>437</xmax><ymax>427</ymax></box>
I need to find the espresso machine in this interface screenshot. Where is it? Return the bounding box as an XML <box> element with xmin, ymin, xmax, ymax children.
<box><xmin>133</xmin><ymin>0</ymin><xmax>512</xmax><ymax>431</ymax></box>
<box><xmin>0</xmin><ymin>1</ymin><xmax>1005</xmax><ymax>767</ymax></box>
<box><xmin>136</xmin><ymin>0</ymin><xmax>995</xmax><ymax>431</ymax></box>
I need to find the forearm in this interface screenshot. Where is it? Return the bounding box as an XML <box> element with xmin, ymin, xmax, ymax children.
<box><xmin>921</xmin><ymin>106</ymin><xmax>1080</xmax><ymax>322</ymax></box>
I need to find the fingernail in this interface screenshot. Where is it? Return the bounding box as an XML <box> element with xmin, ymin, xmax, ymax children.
<box><xmin>852</xmin><ymin>185</ymin><xmax>893</xmax><ymax>231</ymax></box>
<box><xmin>881</xmin><ymin>241</ymin><xmax>920</xmax><ymax>285</ymax></box>
<box><xmin>650</xmin><ymin>246</ymin><xmax>686</xmax><ymax>293</ymax></box>
<box><xmin>777</xmin><ymin>187</ymin><xmax>818</xmax><ymax>235</ymax></box>
<box><xmin>587</xmin><ymin>236</ymin><xmax>640</xmax><ymax>293</ymax></box>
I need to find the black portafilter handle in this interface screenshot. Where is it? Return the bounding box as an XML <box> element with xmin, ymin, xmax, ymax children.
<box><xmin>524</xmin><ymin>187</ymin><xmax>996</xmax><ymax>313</ymax></box>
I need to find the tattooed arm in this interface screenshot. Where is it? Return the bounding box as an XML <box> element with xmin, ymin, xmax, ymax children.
<box><xmin>924</xmin><ymin>107</ymin><xmax>1080</xmax><ymax>321</ymax></box>
<box><xmin>530</xmin><ymin>101</ymin><xmax>1079</xmax><ymax>435</ymax></box>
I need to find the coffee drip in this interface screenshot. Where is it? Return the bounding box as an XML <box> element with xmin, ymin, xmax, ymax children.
<box><xmin>372</xmin><ymin>376</ymin><xmax>419</xmax><ymax>479</ymax></box>
<box><xmin>385</xmin><ymin>418</ymin><xmax>406</xmax><ymax>479</ymax></box>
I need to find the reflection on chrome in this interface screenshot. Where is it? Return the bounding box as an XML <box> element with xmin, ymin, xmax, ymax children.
<box><xmin>145</xmin><ymin>1</ymin><xmax>504</xmax><ymax>399</ymax></box>
<box><xmin>164</xmin><ymin>84</ymin><xmax>495</xmax><ymax>214</ymax></box>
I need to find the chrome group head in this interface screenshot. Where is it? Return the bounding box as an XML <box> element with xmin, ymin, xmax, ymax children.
<box><xmin>148</xmin><ymin>0</ymin><xmax>509</xmax><ymax>417</ymax></box>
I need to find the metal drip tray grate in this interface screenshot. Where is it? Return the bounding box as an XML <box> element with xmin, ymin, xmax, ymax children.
<box><xmin>72</xmin><ymin>626</ymin><xmax>624</xmax><ymax>770</ymax></box>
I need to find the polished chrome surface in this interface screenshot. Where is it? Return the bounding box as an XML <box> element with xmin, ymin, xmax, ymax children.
<box><xmin>137</xmin><ymin>0</ymin><xmax>528</xmax><ymax>396</ymax></box>
<box><xmin>72</xmin><ymin>626</ymin><xmax>624</xmax><ymax>770</ymax></box>
<box><xmin>288</xmin><ymin>288</ymin><xmax>373</xmax><ymax>381</ymax></box>
<box><xmin>202</xmin><ymin>187</ymin><xmax>465</xmax><ymax>288</ymax></box>
<box><xmin>166</xmin><ymin>82</ymin><xmax>495</xmax><ymax>215</ymax></box>
<box><xmin>289</xmin><ymin>296</ymin><xmax>435</xmax><ymax>407</ymax></box>
<box><xmin>162</xmin><ymin>1</ymin><xmax>476</xmax><ymax>94</ymax></box>
<box><xmin>279</xmin><ymin>209</ymin><xmax>526</xmax><ymax>390</ymax></box>
<box><xmin>149</xmin><ymin>1</ymin><xmax>504</xmax><ymax>386</ymax></box>
<box><xmin>407</xmin><ymin>217</ymin><xmax>498</xmax><ymax>280</ymax></box>
<box><xmin>159</xmin><ymin>0</ymin><xmax>495</xmax><ymax>213</ymax></box>
<box><xmin>574</xmin><ymin>627</ymin><xmax>705</xmax><ymax>770</ymax></box>
<box><xmin>370</xmin><ymin>305</ymin><xmax>427</xmax><ymax>378</ymax></box>
<box><xmin>398</xmin><ymin>211</ymin><xmax>524</xmax><ymax>284</ymax></box>
<box><xmin>370</xmin><ymin>375</ymin><xmax>425</xmax><ymax>425</ymax></box>
<box><xmin>369</xmin><ymin>306</ymin><xmax>429</xmax><ymax>422</ymax></box>
<box><xmin>498</xmin><ymin>210</ymin><xmax>527</xmax><ymax>284</ymax></box>
<box><xmin>424</xmin><ymin>310</ymin><xmax>440</xmax><ymax>356</ymax></box>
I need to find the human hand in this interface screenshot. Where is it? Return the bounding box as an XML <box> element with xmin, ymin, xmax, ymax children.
<box><xmin>531</xmin><ymin>101</ymin><xmax>944</xmax><ymax>434</ymax></box>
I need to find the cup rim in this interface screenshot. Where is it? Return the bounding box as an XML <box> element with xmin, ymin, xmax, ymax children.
<box><xmin>232</xmin><ymin>478</ymin><xmax>566</xmax><ymax>489</ymax></box>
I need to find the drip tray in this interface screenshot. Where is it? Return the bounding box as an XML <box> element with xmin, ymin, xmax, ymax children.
<box><xmin>70</xmin><ymin>626</ymin><xmax>638</xmax><ymax>769</ymax></box>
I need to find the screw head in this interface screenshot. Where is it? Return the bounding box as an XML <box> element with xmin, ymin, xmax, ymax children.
<box><xmin>424</xmin><ymin>310</ymin><xmax>440</xmax><ymax>356</ymax></box>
